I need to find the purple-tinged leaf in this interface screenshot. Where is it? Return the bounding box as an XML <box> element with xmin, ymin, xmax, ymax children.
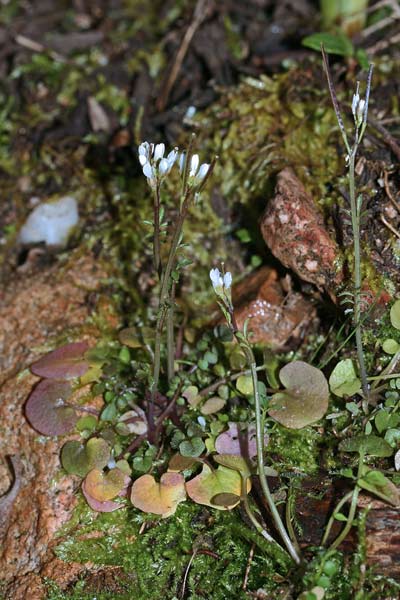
<box><xmin>31</xmin><ymin>341</ymin><xmax>90</xmax><ymax>380</ymax></box>
<box><xmin>215</xmin><ymin>422</ymin><xmax>268</xmax><ymax>459</ymax></box>
<box><xmin>25</xmin><ymin>379</ymin><xmax>78</xmax><ymax>435</ymax></box>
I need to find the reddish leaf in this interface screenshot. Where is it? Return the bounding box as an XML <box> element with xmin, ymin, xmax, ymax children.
<box><xmin>31</xmin><ymin>341</ymin><xmax>90</xmax><ymax>380</ymax></box>
<box><xmin>25</xmin><ymin>379</ymin><xmax>78</xmax><ymax>435</ymax></box>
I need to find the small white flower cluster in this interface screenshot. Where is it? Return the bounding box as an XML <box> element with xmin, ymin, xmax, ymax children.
<box><xmin>138</xmin><ymin>142</ymin><xmax>178</xmax><ymax>187</ymax></box>
<box><xmin>179</xmin><ymin>153</ymin><xmax>210</xmax><ymax>184</ymax></box>
<box><xmin>209</xmin><ymin>267</ymin><xmax>232</xmax><ymax>292</ymax></box>
<box><xmin>351</xmin><ymin>83</ymin><xmax>366</xmax><ymax>128</ymax></box>
<box><xmin>138</xmin><ymin>142</ymin><xmax>210</xmax><ymax>188</ymax></box>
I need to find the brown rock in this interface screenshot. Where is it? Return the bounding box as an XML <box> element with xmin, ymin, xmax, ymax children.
<box><xmin>0</xmin><ymin>252</ymin><xmax>107</xmax><ymax>597</ymax></box>
<box><xmin>261</xmin><ymin>168</ymin><xmax>343</xmax><ymax>293</ymax></box>
<box><xmin>232</xmin><ymin>266</ymin><xmax>317</xmax><ymax>350</ymax></box>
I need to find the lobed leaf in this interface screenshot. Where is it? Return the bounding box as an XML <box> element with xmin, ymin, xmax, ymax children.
<box><xmin>186</xmin><ymin>464</ymin><xmax>250</xmax><ymax>510</ymax></box>
<box><xmin>130</xmin><ymin>472</ymin><xmax>186</xmax><ymax>517</ymax></box>
<box><xmin>84</xmin><ymin>468</ymin><xmax>128</xmax><ymax>502</ymax></box>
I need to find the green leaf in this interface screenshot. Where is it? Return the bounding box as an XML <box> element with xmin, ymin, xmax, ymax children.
<box><xmin>358</xmin><ymin>470</ymin><xmax>400</xmax><ymax>506</ymax></box>
<box><xmin>182</xmin><ymin>385</ymin><xmax>201</xmax><ymax>407</ymax></box>
<box><xmin>339</xmin><ymin>434</ymin><xmax>393</xmax><ymax>457</ymax></box>
<box><xmin>268</xmin><ymin>361</ymin><xmax>329</xmax><ymax>429</ymax></box>
<box><xmin>236</xmin><ymin>375</ymin><xmax>254</xmax><ymax>396</ymax></box>
<box><xmin>186</xmin><ymin>464</ymin><xmax>250</xmax><ymax>510</ymax></box>
<box><xmin>384</xmin><ymin>428</ymin><xmax>400</xmax><ymax>448</ymax></box>
<box><xmin>179</xmin><ymin>437</ymin><xmax>205</xmax><ymax>457</ymax></box>
<box><xmin>390</xmin><ymin>300</ymin><xmax>400</xmax><ymax>330</ymax></box>
<box><xmin>375</xmin><ymin>410</ymin><xmax>390</xmax><ymax>434</ymax></box>
<box><xmin>61</xmin><ymin>438</ymin><xmax>111</xmax><ymax>477</ymax></box>
<box><xmin>334</xmin><ymin>512</ymin><xmax>348</xmax><ymax>522</ymax></box>
<box><xmin>382</xmin><ymin>339</ymin><xmax>400</xmax><ymax>354</ymax></box>
<box><xmin>329</xmin><ymin>359</ymin><xmax>361</xmax><ymax>398</ymax></box>
<box><xmin>201</xmin><ymin>397</ymin><xmax>226</xmax><ymax>415</ymax></box>
<box><xmin>302</xmin><ymin>32</ymin><xmax>353</xmax><ymax>56</ymax></box>
<box><xmin>213</xmin><ymin>454</ymin><xmax>252</xmax><ymax>479</ymax></box>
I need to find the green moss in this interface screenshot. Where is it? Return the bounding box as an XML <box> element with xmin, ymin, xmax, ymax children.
<box><xmin>53</xmin><ymin>499</ymin><xmax>291</xmax><ymax>599</ymax></box>
<box><xmin>268</xmin><ymin>424</ymin><xmax>321</xmax><ymax>474</ymax></box>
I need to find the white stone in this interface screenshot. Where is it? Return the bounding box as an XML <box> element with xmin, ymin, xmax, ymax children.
<box><xmin>19</xmin><ymin>196</ymin><xmax>79</xmax><ymax>246</ymax></box>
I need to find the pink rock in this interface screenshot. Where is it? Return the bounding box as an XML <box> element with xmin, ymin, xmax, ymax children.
<box><xmin>260</xmin><ymin>168</ymin><xmax>343</xmax><ymax>293</ymax></box>
<box><xmin>232</xmin><ymin>266</ymin><xmax>317</xmax><ymax>350</ymax></box>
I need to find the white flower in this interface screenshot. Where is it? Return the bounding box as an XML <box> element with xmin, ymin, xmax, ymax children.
<box><xmin>189</xmin><ymin>154</ymin><xmax>199</xmax><ymax>177</ymax></box>
<box><xmin>210</xmin><ymin>267</ymin><xmax>223</xmax><ymax>290</ymax></box>
<box><xmin>196</xmin><ymin>163</ymin><xmax>209</xmax><ymax>182</ymax></box>
<box><xmin>138</xmin><ymin>142</ymin><xmax>178</xmax><ymax>184</ymax></box>
<box><xmin>223</xmin><ymin>271</ymin><xmax>232</xmax><ymax>289</ymax></box>
<box><xmin>179</xmin><ymin>152</ymin><xmax>186</xmax><ymax>173</ymax></box>
<box><xmin>351</xmin><ymin>83</ymin><xmax>366</xmax><ymax>127</ymax></box>
<box><xmin>143</xmin><ymin>162</ymin><xmax>155</xmax><ymax>181</ymax></box>
<box><xmin>351</xmin><ymin>89</ymin><xmax>360</xmax><ymax>119</ymax></box>
<box><xmin>210</xmin><ymin>268</ymin><xmax>232</xmax><ymax>292</ymax></box>
<box><xmin>185</xmin><ymin>106</ymin><xmax>196</xmax><ymax>119</ymax></box>
<box><xmin>153</xmin><ymin>143</ymin><xmax>165</xmax><ymax>162</ymax></box>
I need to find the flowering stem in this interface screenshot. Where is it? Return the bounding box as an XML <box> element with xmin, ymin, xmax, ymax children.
<box><xmin>245</xmin><ymin>350</ymin><xmax>301</xmax><ymax>565</ymax></box>
<box><xmin>150</xmin><ymin>193</ymin><xmax>191</xmax><ymax>409</ymax></box>
<box><xmin>348</xmin><ymin>149</ymin><xmax>369</xmax><ymax>403</ymax></box>
<box><xmin>153</xmin><ymin>183</ymin><xmax>162</xmax><ymax>279</ymax></box>
<box><xmin>167</xmin><ymin>281</ymin><xmax>176</xmax><ymax>382</ymax></box>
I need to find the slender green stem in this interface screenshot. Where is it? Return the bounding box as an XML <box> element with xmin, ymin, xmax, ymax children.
<box><xmin>246</xmin><ymin>351</ymin><xmax>301</xmax><ymax>565</ymax></box>
<box><xmin>241</xmin><ymin>478</ymin><xmax>276</xmax><ymax>544</ymax></box>
<box><xmin>150</xmin><ymin>193</ymin><xmax>190</xmax><ymax>408</ymax></box>
<box><xmin>167</xmin><ymin>281</ymin><xmax>176</xmax><ymax>382</ymax></box>
<box><xmin>153</xmin><ymin>183</ymin><xmax>162</xmax><ymax>279</ymax></box>
<box><xmin>349</xmin><ymin>151</ymin><xmax>369</xmax><ymax>402</ymax></box>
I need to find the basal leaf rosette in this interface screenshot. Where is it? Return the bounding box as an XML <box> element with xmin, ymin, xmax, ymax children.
<box><xmin>268</xmin><ymin>361</ymin><xmax>329</xmax><ymax>429</ymax></box>
<box><xmin>130</xmin><ymin>472</ymin><xmax>186</xmax><ymax>518</ymax></box>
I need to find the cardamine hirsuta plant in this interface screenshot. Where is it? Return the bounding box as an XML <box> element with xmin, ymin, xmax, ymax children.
<box><xmin>322</xmin><ymin>47</ymin><xmax>373</xmax><ymax>407</ymax></box>
<box><xmin>23</xmin><ymin>54</ymin><xmax>400</xmax><ymax>600</ymax></box>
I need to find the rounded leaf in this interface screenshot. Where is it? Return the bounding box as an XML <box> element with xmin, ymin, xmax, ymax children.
<box><xmin>236</xmin><ymin>375</ymin><xmax>253</xmax><ymax>396</ymax></box>
<box><xmin>201</xmin><ymin>397</ymin><xmax>225</xmax><ymax>415</ymax></box>
<box><xmin>213</xmin><ymin>454</ymin><xmax>252</xmax><ymax>479</ymax></box>
<box><xmin>329</xmin><ymin>359</ymin><xmax>361</xmax><ymax>398</ymax></box>
<box><xmin>390</xmin><ymin>300</ymin><xmax>400</xmax><ymax>330</ymax></box>
<box><xmin>179</xmin><ymin>437</ymin><xmax>205</xmax><ymax>457</ymax></box>
<box><xmin>268</xmin><ymin>361</ymin><xmax>329</xmax><ymax>429</ymax></box>
<box><xmin>31</xmin><ymin>341</ymin><xmax>90</xmax><ymax>379</ymax></box>
<box><xmin>61</xmin><ymin>438</ymin><xmax>111</xmax><ymax>477</ymax></box>
<box><xmin>25</xmin><ymin>379</ymin><xmax>77</xmax><ymax>435</ymax></box>
<box><xmin>130</xmin><ymin>472</ymin><xmax>186</xmax><ymax>517</ymax></box>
